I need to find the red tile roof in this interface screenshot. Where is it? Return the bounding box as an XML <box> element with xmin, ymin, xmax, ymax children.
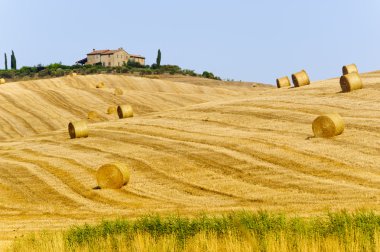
<box><xmin>87</xmin><ymin>50</ymin><xmax>110</xmax><ymax>55</ymax></box>
<box><xmin>101</xmin><ymin>50</ymin><xmax>118</xmax><ymax>55</ymax></box>
<box><xmin>129</xmin><ymin>54</ymin><xmax>145</xmax><ymax>59</ymax></box>
<box><xmin>87</xmin><ymin>49</ymin><xmax>121</xmax><ymax>55</ymax></box>
<box><xmin>87</xmin><ymin>49</ymin><xmax>145</xmax><ymax>59</ymax></box>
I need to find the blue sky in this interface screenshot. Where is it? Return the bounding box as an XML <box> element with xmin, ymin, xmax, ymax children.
<box><xmin>1</xmin><ymin>0</ymin><xmax>380</xmax><ymax>84</ymax></box>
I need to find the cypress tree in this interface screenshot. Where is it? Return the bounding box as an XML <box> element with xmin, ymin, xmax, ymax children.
<box><xmin>13</xmin><ymin>51</ymin><xmax>16</xmax><ymax>70</ymax></box>
<box><xmin>156</xmin><ymin>49</ymin><xmax>161</xmax><ymax>68</ymax></box>
<box><xmin>4</xmin><ymin>53</ymin><xmax>8</xmax><ymax>70</ymax></box>
<box><xmin>10</xmin><ymin>52</ymin><xmax>13</xmax><ymax>70</ymax></box>
<box><xmin>11</xmin><ymin>50</ymin><xmax>16</xmax><ymax>70</ymax></box>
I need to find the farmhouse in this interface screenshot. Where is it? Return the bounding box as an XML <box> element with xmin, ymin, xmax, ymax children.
<box><xmin>77</xmin><ymin>48</ymin><xmax>145</xmax><ymax>67</ymax></box>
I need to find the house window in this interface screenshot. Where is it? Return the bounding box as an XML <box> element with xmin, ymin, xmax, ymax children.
<box><xmin>108</xmin><ymin>62</ymin><xmax>111</xmax><ymax>66</ymax></box>
<box><xmin>108</xmin><ymin>55</ymin><xmax>110</xmax><ymax>58</ymax></box>
<box><xmin>102</xmin><ymin>62</ymin><xmax>105</xmax><ymax>66</ymax></box>
<box><xmin>118</xmin><ymin>62</ymin><xmax>120</xmax><ymax>66</ymax></box>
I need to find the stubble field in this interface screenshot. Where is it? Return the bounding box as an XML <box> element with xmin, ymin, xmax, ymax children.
<box><xmin>0</xmin><ymin>72</ymin><xmax>379</xmax><ymax>250</ymax></box>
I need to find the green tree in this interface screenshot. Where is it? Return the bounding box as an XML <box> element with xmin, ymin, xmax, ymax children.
<box><xmin>11</xmin><ymin>50</ymin><xmax>16</xmax><ymax>70</ymax></box>
<box><xmin>156</xmin><ymin>49</ymin><xmax>161</xmax><ymax>68</ymax></box>
<box><xmin>4</xmin><ymin>53</ymin><xmax>8</xmax><ymax>70</ymax></box>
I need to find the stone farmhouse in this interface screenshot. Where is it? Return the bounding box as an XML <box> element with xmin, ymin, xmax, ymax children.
<box><xmin>77</xmin><ymin>48</ymin><xmax>145</xmax><ymax>67</ymax></box>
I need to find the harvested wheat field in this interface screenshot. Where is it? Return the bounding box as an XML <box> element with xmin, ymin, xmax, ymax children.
<box><xmin>0</xmin><ymin>72</ymin><xmax>379</xmax><ymax>246</ymax></box>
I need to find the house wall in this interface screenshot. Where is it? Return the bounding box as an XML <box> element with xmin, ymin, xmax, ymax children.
<box><xmin>87</xmin><ymin>54</ymin><xmax>101</xmax><ymax>65</ymax></box>
<box><xmin>130</xmin><ymin>56</ymin><xmax>145</xmax><ymax>65</ymax></box>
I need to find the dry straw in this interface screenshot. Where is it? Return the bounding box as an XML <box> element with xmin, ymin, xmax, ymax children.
<box><xmin>312</xmin><ymin>114</ymin><xmax>344</xmax><ymax>138</ymax></box>
<box><xmin>292</xmin><ymin>70</ymin><xmax>310</xmax><ymax>87</ymax></box>
<box><xmin>96</xmin><ymin>82</ymin><xmax>105</xmax><ymax>88</ymax></box>
<box><xmin>340</xmin><ymin>72</ymin><xmax>363</xmax><ymax>92</ymax></box>
<box><xmin>146</xmin><ymin>75</ymin><xmax>160</xmax><ymax>79</ymax></box>
<box><xmin>0</xmin><ymin>78</ymin><xmax>5</xmax><ymax>84</ymax></box>
<box><xmin>117</xmin><ymin>105</ymin><xmax>134</xmax><ymax>119</ymax></box>
<box><xmin>70</xmin><ymin>72</ymin><xmax>77</xmax><ymax>77</ymax></box>
<box><xmin>114</xmin><ymin>87</ymin><xmax>124</xmax><ymax>95</ymax></box>
<box><xmin>276</xmin><ymin>76</ymin><xmax>291</xmax><ymax>88</ymax></box>
<box><xmin>96</xmin><ymin>163</ymin><xmax>130</xmax><ymax>189</ymax></box>
<box><xmin>107</xmin><ymin>106</ymin><xmax>117</xmax><ymax>115</ymax></box>
<box><xmin>68</xmin><ymin>121</ymin><xmax>88</xmax><ymax>139</ymax></box>
<box><xmin>87</xmin><ymin>111</ymin><xmax>100</xmax><ymax>120</ymax></box>
<box><xmin>342</xmin><ymin>64</ymin><xmax>358</xmax><ymax>75</ymax></box>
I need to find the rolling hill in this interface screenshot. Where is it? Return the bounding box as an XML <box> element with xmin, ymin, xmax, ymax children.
<box><xmin>0</xmin><ymin>72</ymin><xmax>379</xmax><ymax>246</ymax></box>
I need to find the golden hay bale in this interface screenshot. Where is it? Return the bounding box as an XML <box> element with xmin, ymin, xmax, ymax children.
<box><xmin>68</xmin><ymin>121</ymin><xmax>88</xmax><ymax>139</ymax></box>
<box><xmin>96</xmin><ymin>82</ymin><xmax>105</xmax><ymax>88</ymax></box>
<box><xmin>291</xmin><ymin>70</ymin><xmax>310</xmax><ymax>87</ymax></box>
<box><xmin>70</xmin><ymin>72</ymin><xmax>77</xmax><ymax>77</ymax></box>
<box><xmin>96</xmin><ymin>163</ymin><xmax>130</xmax><ymax>189</ymax></box>
<box><xmin>0</xmin><ymin>78</ymin><xmax>5</xmax><ymax>84</ymax></box>
<box><xmin>342</xmin><ymin>64</ymin><xmax>358</xmax><ymax>75</ymax></box>
<box><xmin>117</xmin><ymin>105</ymin><xmax>134</xmax><ymax>119</ymax></box>
<box><xmin>340</xmin><ymin>72</ymin><xmax>363</xmax><ymax>92</ymax></box>
<box><xmin>87</xmin><ymin>111</ymin><xmax>100</xmax><ymax>120</ymax></box>
<box><xmin>114</xmin><ymin>87</ymin><xmax>124</xmax><ymax>95</ymax></box>
<box><xmin>312</xmin><ymin>114</ymin><xmax>344</xmax><ymax>138</ymax></box>
<box><xmin>276</xmin><ymin>76</ymin><xmax>291</xmax><ymax>88</ymax></box>
<box><xmin>107</xmin><ymin>106</ymin><xmax>117</xmax><ymax>114</ymax></box>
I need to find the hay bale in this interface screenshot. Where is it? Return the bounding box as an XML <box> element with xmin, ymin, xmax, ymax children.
<box><xmin>340</xmin><ymin>72</ymin><xmax>363</xmax><ymax>92</ymax></box>
<box><xmin>117</xmin><ymin>105</ymin><xmax>134</xmax><ymax>119</ymax></box>
<box><xmin>96</xmin><ymin>82</ymin><xmax>105</xmax><ymax>88</ymax></box>
<box><xmin>87</xmin><ymin>111</ymin><xmax>100</xmax><ymax>120</ymax></box>
<box><xmin>70</xmin><ymin>72</ymin><xmax>77</xmax><ymax>77</ymax></box>
<box><xmin>312</xmin><ymin>114</ymin><xmax>344</xmax><ymax>138</ymax></box>
<box><xmin>96</xmin><ymin>163</ymin><xmax>130</xmax><ymax>189</ymax></box>
<box><xmin>342</xmin><ymin>64</ymin><xmax>358</xmax><ymax>75</ymax></box>
<box><xmin>0</xmin><ymin>78</ymin><xmax>5</xmax><ymax>84</ymax></box>
<box><xmin>107</xmin><ymin>106</ymin><xmax>117</xmax><ymax>115</ymax></box>
<box><xmin>291</xmin><ymin>70</ymin><xmax>310</xmax><ymax>87</ymax></box>
<box><xmin>114</xmin><ymin>87</ymin><xmax>124</xmax><ymax>96</ymax></box>
<box><xmin>276</xmin><ymin>76</ymin><xmax>291</xmax><ymax>88</ymax></box>
<box><xmin>68</xmin><ymin>121</ymin><xmax>88</xmax><ymax>139</ymax></box>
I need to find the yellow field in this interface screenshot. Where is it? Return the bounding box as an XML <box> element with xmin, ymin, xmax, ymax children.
<box><xmin>0</xmin><ymin>72</ymin><xmax>379</xmax><ymax>247</ymax></box>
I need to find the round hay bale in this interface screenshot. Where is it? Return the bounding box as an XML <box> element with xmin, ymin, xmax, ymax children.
<box><xmin>312</xmin><ymin>114</ymin><xmax>344</xmax><ymax>138</ymax></box>
<box><xmin>107</xmin><ymin>106</ymin><xmax>117</xmax><ymax>115</ymax></box>
<box><xmin>114</xmin><ymin>87</ymin><xmax>124</xmax><ymax>96</ymax></box>
<box><xmin>70</xmin><ymin>72</ymin><xmax>77</xmax><ymax>77</ymax></box>
<box><xmin>342</xmin><ymin>64</ymin><xmax>358</xmax><ymax>75</ymax></box>
<box><xmin>87</xmin><ymin>111</ymin><xmax>100</xmax><ymax>120</ymax></box>
<box><xmin>291</xmin><ymin>70</ymin><xmax>310</xmax><ymax>87</ymax></box>
<box><xmin>117</xmin><ymin>105</ymin><xmax>134</xmax><ymax>119</ymax></box>
<box><xmin>96</xmin><ymin>82</ymin><xmax>105</xmax><ymax>88</ymax></box>
<box><xmin>276</xmin><ymin>76</ymin><xmax>291</xmax><ymax>88</ymax></box>
<box><xmin>68</xmin><ymin>121</ymin><xmax>88</xmax><ymax>139</ymax></box>
<box><xmin>340</xmin><ymin>72</ymin><xmax>363</xmax><ymax>92</ymax></box>
<box><xmin>96</xmin><ymin>163</ymin><xmax>130</xmax><ymax>189</ymax></box>
<box><xmin>0</xmin><ymin>78</ymin><xmax>6</xmax><ymax>84</ymax></box>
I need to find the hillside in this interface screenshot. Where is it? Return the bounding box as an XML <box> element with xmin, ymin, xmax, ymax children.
<box><xmin>0</xmin><ymin>74</ymin><xmax>256</xmax><ymax>140</ymax></box>
<box><xmin>0</xmin><ymin>73</ymin><xmax>379</xmax><ymax>244</ymax></box>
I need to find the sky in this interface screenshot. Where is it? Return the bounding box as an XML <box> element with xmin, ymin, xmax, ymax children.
<box><xmin>1</xmin><ymin>0</ymin><xmax>380</xmax><ymax>84</ymax></box>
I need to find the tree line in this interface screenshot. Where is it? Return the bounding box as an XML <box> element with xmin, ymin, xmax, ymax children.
<box><xmin>0</xmin><ymin>49</ymin><xmax>221</xmax><ymax>81</ymax></box>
